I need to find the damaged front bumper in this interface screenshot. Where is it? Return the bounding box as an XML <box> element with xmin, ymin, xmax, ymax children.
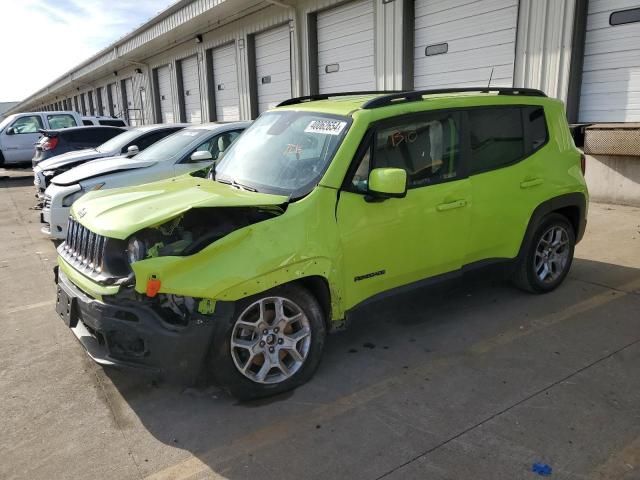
<box><xmin>54</xmin><ymin>268</ymin><xmax>233</xmax><ymax>383</ymax></box>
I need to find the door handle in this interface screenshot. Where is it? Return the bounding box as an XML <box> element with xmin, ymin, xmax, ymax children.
<box><xmin>520</xmin><ymin>178</ymin><xmax>543</xmax><ymax>189</ymax></box>
<box><xmin>436</xmin><ymin>199</ymin><xmax>467</xmax><ymax>212</ymax></box>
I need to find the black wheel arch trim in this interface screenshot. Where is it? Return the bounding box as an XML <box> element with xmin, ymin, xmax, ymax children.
<box><xmin>518</xmin><ymin>192</ymin><xmax>587</xmax><ymax>261</ymax></box>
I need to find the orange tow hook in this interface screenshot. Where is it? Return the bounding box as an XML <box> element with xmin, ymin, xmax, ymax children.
<box><xmin>146</xmin><ymin>276</ymin><xmax>161</xmax><ymax>298</ymax></box>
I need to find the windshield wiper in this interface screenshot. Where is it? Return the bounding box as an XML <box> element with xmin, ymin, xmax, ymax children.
<box><xmin>216</xmin><ymin>177</ymin><xmax>258</xmax><ymax>192</ymax></box>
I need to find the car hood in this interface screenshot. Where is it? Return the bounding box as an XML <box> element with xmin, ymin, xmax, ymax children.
<box><xmin>53</xmin><ymin>156</ymin><xmax>156</xmax><ymax>186</ymax></box>
<box><xmin>37</xmin><ymin>149</ymin><xmax>106</xmax><ymax>171</ymax></box>
<box><xmin>71</xmin><ymin>175</ymin><xmax>289</xmax><ymax>239</ymax></box>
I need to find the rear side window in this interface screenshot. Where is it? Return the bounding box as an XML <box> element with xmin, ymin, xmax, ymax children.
<box><xmin>468</xmin><ymin>106</ymin><xmax>548</xmax><ymax>174</ymax></box>
<box><xmin>130</xmin><ymin>130</ymin><xmax>175</xmax><ymax>151</ymax></box>
<box><xmin>82</xmin><ymin>120</ymin><xmax>94</xmax><ymax>126</ymax></box>
<box><xmin>99</xmin><ymin>119</ymin><xmax>126</xmax><ymax>127</ymax></box>
<box><xmin>65</xmin><ymin>128</ymin><xmax>122</xmax><ymax>144</ymax></box>
<box><xmin>47</xmin><ymin>114</ymin><xmax>77</xmax><ymax>129</ymax></box>
<box><xmin>373</xmin><ymin>112</ymin><xmax>461</xmax><ymax>188</ymax></box>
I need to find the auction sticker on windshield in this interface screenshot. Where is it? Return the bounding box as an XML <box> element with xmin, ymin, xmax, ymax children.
<box><xmin>304</xmin><ymin>119</ymin><xmax>347</xmax><ymax>136</ymax></box>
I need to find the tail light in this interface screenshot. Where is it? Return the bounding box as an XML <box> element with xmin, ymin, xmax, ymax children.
<box><xmin>580</xmin><ymin>153</ymin><xmax>586</xmax><ymax>175</ymax></box>
<box><xmin>41</xmin><ymin>136</ymin><xmax>59</xmax><ymax>151</ymax></box>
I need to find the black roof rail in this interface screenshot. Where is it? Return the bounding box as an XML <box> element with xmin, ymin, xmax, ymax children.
<box><xmin>277</xmin><ymin>91</ymin><xmax>402</xmax><ymax>107</ymax></box>
<box><xmin>362</xmin><ymin>87</ymin><xmax>547</xmax><ymax>109</ymax></box>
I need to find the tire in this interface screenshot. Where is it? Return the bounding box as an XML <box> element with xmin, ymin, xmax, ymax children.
<box><xmin>208</xmin><ymin>284</ymin><xmax>326</xmax><ymax>400</ymax></box>
<box><xmin>513</xmin><ymin>213</ymin><xmax>576</xmax><ymax>293</ymax></box>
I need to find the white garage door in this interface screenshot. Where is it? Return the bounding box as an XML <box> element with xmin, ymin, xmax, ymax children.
<box><xmin>317</xmin><ymin>0</ymin><xmax>375</xmax><ymax>93</ymax></box>
<box><xmin>254</xmin><ymin>25</ymin><xmax>292</xmax><ymax>114</ymax></box>
<box><xmin>156</xmin><ymin>65</ymin><xmax>174</xmax><ymax>123</ymax></box>
<box><xmin>212</xmin><ymin>43</ymin><xmax>240</xmax><ymax>121</ymax></box>
<box><xmin>124</xmin><ymin>78</ymin><xmax>137</xmax><ymax>125</ymax></box>
<box><xmin>102</xmin><ymin>86</ymin><xmax>111</xmax><ymax>116</ymax></box>
<box><xmin>180</xmin><ymin>56</ymin><xmax>202</xmax><ymax>123</ymax></box>
<box><xmin>579</xmin><ymin>1</ymin><xmax>640</xmax><ymax>122</ymax></box>
<box><xmin>414</xmin><ymin>0</ymin><xmax>518</xmax><ymax>89</ymax></box>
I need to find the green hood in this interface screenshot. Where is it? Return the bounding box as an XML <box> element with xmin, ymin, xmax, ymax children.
<box><xmin>71</xmin><ymin>175</ymin><xmax>289</xmax><ymax>239</ymax></box>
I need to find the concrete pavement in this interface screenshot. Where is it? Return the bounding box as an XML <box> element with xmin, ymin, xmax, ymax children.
<box><xmin>1</xmin><ymin>170</ymin><xmax>638</xmax><ymax>480</ymax></box>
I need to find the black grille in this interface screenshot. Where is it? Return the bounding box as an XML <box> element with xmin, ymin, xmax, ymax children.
<box><xmin>61</xmin><ymin>218</ymin><xmax>107</xmax><ymax>274</ymax></box>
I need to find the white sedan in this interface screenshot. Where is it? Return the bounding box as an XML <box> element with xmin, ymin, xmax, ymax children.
<box><xmin>42</xmin><ymin>122</ymin><xmax>249</xmax><ymax>239</ymax></box>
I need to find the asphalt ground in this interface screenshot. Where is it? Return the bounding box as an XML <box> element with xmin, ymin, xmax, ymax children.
<box><xmin>1</xmin><ymin>167</ymin><xmax>639</xmax><ymax>480</ymax></box>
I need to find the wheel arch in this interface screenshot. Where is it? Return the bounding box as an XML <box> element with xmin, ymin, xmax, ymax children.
<box><xmin>518</xmin><ymin>192</ymin><xmax>587</xmax><ymax>261</ymax></box>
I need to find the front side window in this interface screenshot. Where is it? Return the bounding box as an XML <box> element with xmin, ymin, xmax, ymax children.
<box><xmin>10</xmin><ymin>115</ymin><xmax>43</xmax><ymax>134</ymax></box>
<box><xmin>47</xmin><ymin>114</ymin><xmax>77</xmax><ymax>129</ymax></box>
<box><xmin>215</xmin><ymin>111</ymin><xmax>350</xmax><ymax>197</ymax></box>
<box><xmin>134</xmin><ymin>129</ymin><xmax>215</xmax><ymax>162</ymax></box>
<box><xmin>469</xmin><ymin>107</ymin><xmax>524</xmax><ymax>174</ymax></box>
<box><xmin>373</xmin><ymin>112</ymin><xmax>460</xmax><ymax>188</ymax></box>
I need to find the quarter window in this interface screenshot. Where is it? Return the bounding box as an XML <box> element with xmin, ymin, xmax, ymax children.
<box><xmin>373</xmin><ymin>113</ymin><xmax>460</xmax><ymax>188</ymax></box>
<box><xmin>10</xmin><ymin>115</ymin><xmax>43</xmax><ymax>134</ymax></box>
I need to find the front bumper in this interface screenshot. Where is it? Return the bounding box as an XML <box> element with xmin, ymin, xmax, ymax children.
<box><xmin>55</xmin><ymin>268</ymin><xmax>233</xmax><ymax>383</ymax></box>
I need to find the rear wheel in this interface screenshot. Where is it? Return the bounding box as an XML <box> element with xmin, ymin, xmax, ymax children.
<box><xmin>209</xmin><ymin>284</ymin><xmax>326</xmax><ymax>400</ymax></box>
<box><xmin>513</xmin><ymin>213</ymin><xmax>575</xmax><ymax>293</ymax></box>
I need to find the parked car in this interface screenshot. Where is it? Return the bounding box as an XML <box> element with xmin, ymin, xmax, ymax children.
<box><xmin>81</xmin><ymin>116</ymin><xmax>128</xmax><ymax>127</ymax></box>
<box><xmin>34</xmin><ymin>124</ymin><xmax>188</xmax><ymax>198</ymax></box>
<box><xmin>0</xmin><ymin>111</ymin><xmax>83</xmax><ymax>165</ymax></box>
<box><xmin>32</xmin><ymin>126</ymin><xmax>125</xmax><ymax>168</ymax></box>
<box><xmin>42</xmin><ymin>122</ymin><xmax>248</xmax><ymax>238</ymax></box>
<box><xmin>53</xmin><ymin>88</ymin><xmax>588</xmax><ymax>399</ymax></box>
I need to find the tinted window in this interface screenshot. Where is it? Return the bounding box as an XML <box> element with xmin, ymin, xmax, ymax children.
<box><xmin>82</xmin><ymin>120</ymin><xmax>93</xmax><ymax>126</ymax></box>
<box><xmin>526</xmin><ymin>106</ymin><xmax>548</xmax><ymax>152</ymax></box>
<box><xmin>131</xmin><ymin>130</ymin><xmax>176</xmax><ymax>151</ymax></box>
<box><xmin>64</xmin><ymin>128</ymin><xmax>122</xmax><ymax>144</ymax></box>
<box><xmin>11</xmin><ymin>115</ymin><xmax>43</xmax><ymax>134</ymax></box>
<box><xmin>99</xmin><ymin>119</ymin><xmax>126</xmax><ymax>127</ymax></box>
<box><xmin>373</xmin><ymin>112</ymin><xmax>460</xmax><ymax>188</ymax></box>
<box><xmin>469</xmin><ymin>108</ymin><xmax>524</xmax><ymax>174</ymax></box>
<box><xmin>48</xmin><ymin>114</ymin><xmax>77</xmax><ymax>129</ymax></box>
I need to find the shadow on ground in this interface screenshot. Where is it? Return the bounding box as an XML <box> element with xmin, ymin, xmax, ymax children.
<box><xmin>100</xmin><ymin>257</ymin><xmax>640</xmax><ymax>479</ymax></box>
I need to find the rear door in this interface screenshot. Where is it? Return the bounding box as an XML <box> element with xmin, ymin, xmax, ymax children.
<box><xmin>464</xmin><ymin>105</ymin><xmax>550</xmax><ymax>264</ymax></box>
<box><xmin>336</xmin><ymin>110</ymin><xmax>471</xmax><ymax>309</ymax></box>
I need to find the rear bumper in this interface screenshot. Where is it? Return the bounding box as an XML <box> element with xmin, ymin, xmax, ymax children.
<box><xmin>55</xmin><ymin>268</ymin><xmax>233</xmax><ymax>383</ymax></box>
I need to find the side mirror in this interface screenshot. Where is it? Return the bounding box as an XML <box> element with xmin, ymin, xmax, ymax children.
<box><xmin>5</xmin><ymin>127</ymin><xmax>16</xmax><ymax>135</ymax></box>
<box><xmin>125</xmin><ymin>145</ymin><xmax>139</xmax><ymax>157</ymax></box>
<box><xmin>367</xmin><ymin>168</ymin><xmax>407</xmax><ymax>201</ymax></box>
<box><xmin>190</xmin><ymin>150</ymin><xmax>213</xmax><ymax>162</ymax></box>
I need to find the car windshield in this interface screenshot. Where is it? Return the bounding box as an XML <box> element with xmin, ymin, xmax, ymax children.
<box><xmin>134</xmin><ymin>129</ymin><xmax>213</xmax><ymax>162</ymax></box>
<box><xmin>96</xmin><ymin>129</ymin><xmax>143</xmax><ymax>153</ymax></box>
<box><xmin>215</xmin><ymin>111</ymin><xmax>350</xmax><ymax>198</ymax></box>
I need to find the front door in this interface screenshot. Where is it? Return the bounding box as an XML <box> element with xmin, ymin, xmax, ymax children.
<box><xmin>1</xmin><ymin>115</ymin><xmax>44</xmax><ymax>163</ymax></box>
<box><xmin>336</xmin><ymin>111</ymin><xmax>471</xmax><ymax>310</ymax></box>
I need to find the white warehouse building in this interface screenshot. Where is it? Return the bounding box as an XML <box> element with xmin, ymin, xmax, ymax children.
<box><xmin>6</xmin><ymin>0</ymin><xmax>640</xmax><ymax>203</ymax></box>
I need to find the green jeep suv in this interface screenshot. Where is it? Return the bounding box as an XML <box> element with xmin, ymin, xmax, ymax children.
<box><xmin>54</xmin><ymin>88</ymin><xmax>588</xmax><ymax>399</ymax></box>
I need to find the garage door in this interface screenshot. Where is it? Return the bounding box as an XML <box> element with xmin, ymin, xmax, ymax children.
<box><xmin>180</xmin><ymin>56</ymin><xmax>202</xmax><ymax>123</ymax></box>
<box><xmin>317</xmin><ymin>0</ymin><xmax>375</xmax><ymax>93</ymax></box>
<box><xmin>212</xmin><ymin>44</ymin><xmax>240</xmax><ymax>121</ymax></box>
<box><xmin>579</xmin><ymin>1</ymin><xmax>640</xmax><ymax>122</ymax></box>
<box><xmin>413</xmin><ymin>0</ymin><xmax>518</xmax><ymax>89</ymax></box>
<box><xmin>156</xmin><ymin>65</ymin><xmax>175</xmax><ymax>123</ymax></box>
<box><xmin>254</xmin><ymin>25</ymin><xmax>292</xmax><ymax>114</ymax></box>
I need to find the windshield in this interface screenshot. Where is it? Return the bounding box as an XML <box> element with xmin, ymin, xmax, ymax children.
<box><xmin>96</xmin><ymin>129</ymin><xmax>144</xmax><ymax>153</ymax></box>
<box><xmin>215</xmin><ymin>111</ymin><xmax>350</xmax><ymax>197</ymax></box>
<box><xmin>134</xmin><ymin>129</ymin><xmax>213</xmax><ymax>162</ymax></box>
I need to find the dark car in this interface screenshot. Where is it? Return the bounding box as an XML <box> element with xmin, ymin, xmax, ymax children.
<box><xmin>33</xmin><ymin>124</ymin><xmax>188</xmax><ymax>196</ymax></box>
<box><xmin>32</xmin><ymin>126</ymin><xmax>125</xmax><ymax>166</ymax></box>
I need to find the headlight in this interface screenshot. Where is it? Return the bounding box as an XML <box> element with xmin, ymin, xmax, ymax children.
<box><xmin>42</xmin><ymin>170</ymin><xmax>55</xmax><ymax>176</ymax></box>
<box><xmin>127</xmin><ymin>238</ymin><xmax>146</xmax><ymax>264</ymax></box>
<box><xmin>61</xmin><ymin>190</ymin><xmax>85</xmax><ymax>207</ymax></box>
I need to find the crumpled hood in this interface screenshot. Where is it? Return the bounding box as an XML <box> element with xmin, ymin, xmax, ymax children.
<box><xmin>53</xmin><ymin>156</ymin><xmax>156</xmax><ymax>186</ymax></box>
<box><xmin>71</xmin><ymin>175</ymin><xmax>289</xmax><ymax>239</ymax></box>
<box><xmin>38</xmin><ymin>149</ymin><xmax>105</xmax><ymax>171</ymax></box>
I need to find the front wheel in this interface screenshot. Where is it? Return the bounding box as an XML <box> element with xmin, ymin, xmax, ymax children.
<box><xmin>208</xmin><ymin>284</ymin><xmax>326</xmax><ymax>400</ymax></box>
<box><xmin>513</xmin><ymin>213</ymin><xmax>576</xmax><ymax>293</ymax></box>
